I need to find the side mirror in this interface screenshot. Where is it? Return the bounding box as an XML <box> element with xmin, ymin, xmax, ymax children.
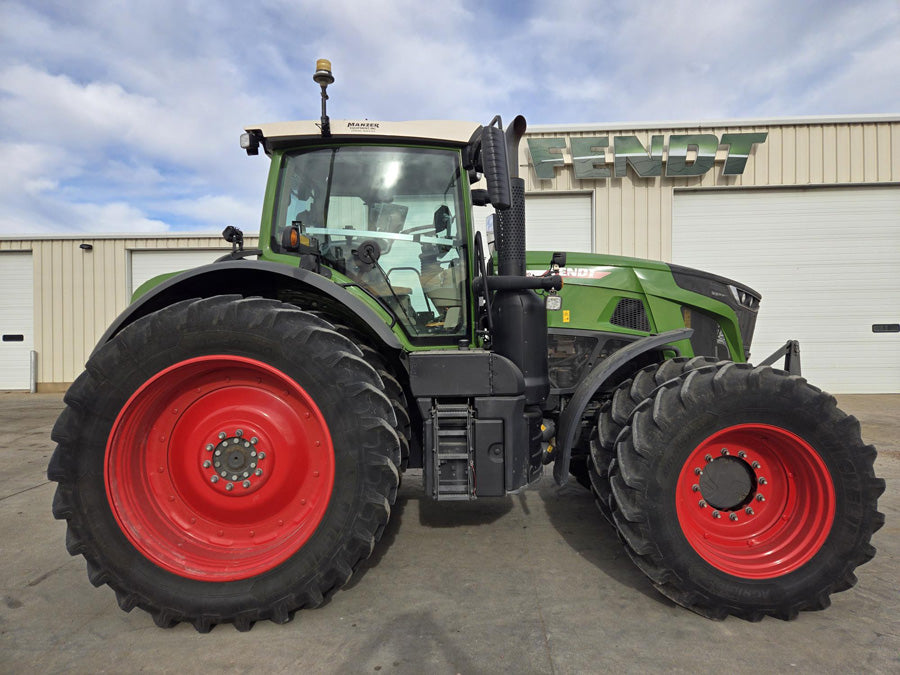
<box><xmin>481</xmin><ymin>117</ymin><xmax>511</xmax><ymax>210</ymax></box>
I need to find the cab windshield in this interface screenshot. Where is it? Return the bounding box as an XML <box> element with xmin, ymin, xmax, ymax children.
<box><xmin>272</xmin><ymin>146</ymin><xmax>467</xmax><ymax>339</ymax></box>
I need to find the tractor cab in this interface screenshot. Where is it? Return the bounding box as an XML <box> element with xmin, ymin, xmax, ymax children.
<box><xmin>269</xmin><ymin>143</ymin><xmax>470</xmax><ymax>339</ymax></box>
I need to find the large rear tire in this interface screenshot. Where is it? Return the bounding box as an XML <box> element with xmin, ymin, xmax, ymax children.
<box><xmin>609</xmin><ymin>362</ymin><xmax>885</xmax><ymax>620</ymax></box>
<box><xmin>309</xmin><ymin>313</ymin><xmax>411</xmax><ymax>472</ymax></box>
<box><xmin>48</xmin><ymin>296</ymin><xmax>401</xmax><ymax>631</ymax></box>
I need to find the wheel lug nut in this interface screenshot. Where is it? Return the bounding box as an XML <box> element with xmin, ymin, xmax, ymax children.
<box><xmin>222</xmin><ymin>440</ymin><xmax>228</xmax><ymax>446</ymax></box>
<box><xmin>255</xmin><ymin>469</ymin><xmax>263</xmax><ymax>476</ymax></box>
<box><xmin>218</xmin><ymin>432</ymin><xmax>226</xmax><ymax>440</ymax></box>
<box><xmin>250</xmin><ymin>462</ymin><xmax>257</xmax><ymax>469</ymax></box>
<box><xmin>729</xmin><ymin>513</ymin><xmax>739</xmax><ymax>521</ymax></box>
<box><xmin>206</xmin><ymin>444</ymin><xmax>214</xmax><ymax>452</ymax></box>
<box><xmin>751</xmin><ymin>461</ymin><xmax>760</xmax><ymax>469</ymax></box>
<box><xmin>738</xmin><ymin>451</ymin><xmax>747</xmax><ymax>458</ymax></box>
<box><xmin>250</xmin><ymin>450</ymin><xmax>257</xmax><ymax>458</ymax></box>
<box><xmin>214</xmin><ymin>450</ymin><xmax>221</xmax><ymax>456</ymax></box>
<box><xmin>694</xmin><ymin>467</ymin><xmax>702</xmax><ymax>476</ymax></box>
<box><xmin>720</xmin><ymin>448</ymin><xmax>729</xmax><ymax>456</ymax></box>
<box><xmin>251</xmin><ymin>437</ymin><xmax>258</xmax><ymax>445</ymax></box>
<box><xmin>226</xmin><ymin>482</ymin><xmax>233</xmax><ymax>491</ymax></box>
<box><xmin>691</xmin><ymin>484</ymin><xmax>700</xmax><ymax>492</ymax></box>
<box><xmin>745</xmin><ymin>507</ymin><xmax>755</xmax><ymax>515</ymax></box>
<box><xmin>259</xmin><ymin>452</ymin><xmax>266</xmax><ymax>460</ymax></box>
<box><xmin>203</xmin><ymin>460</ymin><xmax>211</xmax><ymax>468</ymax></box>
<box><xmin>243</xmin><ymin>471</ymin><xmax>249</xmax><ymax>478</ymax></box>
<box><xmin>242</xmin><ymin>480</ymin><xmax>251</xmax><ymax>488</ymax></box>
<box><xmin>244</xmin><ymin>441</ymin><xmax>250</xmax><ymax>448</ymax></box>
<box><xmin>758</xmin><ymin>477</ymin><xmax>767</xmax><ymax>485</ymax></box>
<box><xmin>712</xmin><ymin>510</ymin><xmax>721</xmax><ymax>519</ymax></box>
<box><xmin>210</xmin><ymin>475</ymin><xmax>219</xmax><ymax>483</ymax></box>
<box><xmin>705</xmin><ymin>454</ymin><xmax>713</xmax><ymax>463</ymax></box>
<box><xmin>231</xmin><ymin>475</ymin><xmax>238</xmax><ymax>481</ymax></box>
<box><xmin>756</xmin><ymin>494</ymin><xmax>765</xmax><ymax>502</ymax></box>
<box><xmin>236</xmin><ymin>429</ymin><xmax>243</xmax><ymax>437</ymax></box>
<box><xmin>698</xmin><ymin>500</ymin><xmax>707</xmax><ymax>508</ymax></box>
<box><xmin>220</xmin><ymin>471</ymin><xmax>227</xmax><ymax>477</ymax></box>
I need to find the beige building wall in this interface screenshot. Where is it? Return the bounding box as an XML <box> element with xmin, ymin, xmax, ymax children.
<box><xmin>4</xmin><ymin>116</ymin><xmax>898</xmax><ymax>390</ymax></box>
<box><xmin>0</xmin><ymin>235</ymin><xmax>258</xmax><ymax>390</ymax></box>
<box><xmin>522</xmin><ymin>116</ymin><xmax>900</xmax><ymax>261</ymax></box>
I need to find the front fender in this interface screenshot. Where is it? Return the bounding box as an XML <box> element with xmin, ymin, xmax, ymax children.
<box><xmin>553</xmin><ymin>328</ymin><xmax>693</xmax><ymax>485</ymax></box>
<box><xmin>92</xmin><ymin>260</ymin><xmax>402</xmax><ymax>358</ymax></box>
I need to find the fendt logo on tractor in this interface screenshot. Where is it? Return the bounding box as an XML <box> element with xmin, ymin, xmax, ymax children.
<box><xmin>48</xmin><ymin>59</ymin><xmax>884</xmax><ymax>632</ymax></box>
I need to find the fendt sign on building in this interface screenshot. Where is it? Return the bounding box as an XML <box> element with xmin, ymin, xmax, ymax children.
<box><xmin>527</xmin><ymin>132</ymin><xmax>767</xmax><ymax>179</ymax></box>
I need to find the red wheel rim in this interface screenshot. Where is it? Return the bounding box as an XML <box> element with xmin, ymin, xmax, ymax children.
<box><xmin>105</xmin><ymin>355</ymin><xmax>335</xmax><ymax>581</ymax></box>
<box><xmin>675</xmin><ymin>424</ymin><xmax>835</xmax><ymax>579</ymax></box>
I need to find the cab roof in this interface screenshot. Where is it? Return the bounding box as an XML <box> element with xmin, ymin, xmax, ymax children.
<box><xmin>245</xmin><ymin>119</ymin><xmax>481</xmax><ymax>152</ymax></box>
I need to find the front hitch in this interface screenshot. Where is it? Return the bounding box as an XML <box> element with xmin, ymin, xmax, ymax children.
<box><xmin>757</xmin><ymin>340</ymin><xmax>802</xmax><ymax>375</ymax></box>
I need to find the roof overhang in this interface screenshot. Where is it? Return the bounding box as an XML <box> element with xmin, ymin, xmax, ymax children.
<box><xmin>245</xmin><ymin>119</ymin><xmax>481</xmax><ymax>152</ymax></box>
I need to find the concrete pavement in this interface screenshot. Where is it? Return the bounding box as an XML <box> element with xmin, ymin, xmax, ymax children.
<box><xmin>1</xmin><ymin>392</ymin><xmax>897</xmax><ymax>674</ymax></box>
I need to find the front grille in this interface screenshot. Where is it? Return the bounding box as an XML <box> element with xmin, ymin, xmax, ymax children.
<box><xmin>683</xmin><ymin>308</ymin><xmax>731</xmax><ymax>359</ymax></box>
<box><xmin>610</xmin><ymin>298</ymin><xmax>650</xmax><ymax>332</ymax></box>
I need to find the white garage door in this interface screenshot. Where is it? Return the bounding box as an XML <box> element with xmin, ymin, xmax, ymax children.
<box><xmin>525</xmin><ymin>195</ymin><xmax>593</xmax><ymax>252</ymax></box>
<box><xmin>673</xmin><ymin>186</ymin><xmax>900</xmax><ymax>393</ymax></box>
<box><xmin>0</xmin><ymin>252</ymin><xmax>34</xmax><ymax>390</ymax></box>
<box><xmin>130</xmin><ymin>249</ymin><xmax>231</xmax><ymax>297</ymax></box>
<box><xmin>471</xmin><ymin>194</ymin><xmax>593</xmax><ymax>254</ymax></box>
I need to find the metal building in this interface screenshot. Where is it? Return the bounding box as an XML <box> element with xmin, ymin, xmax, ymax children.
<box><xmin>1</xmin><ymin>114</ymin><xmax>897</xmax><ymax>392</ymax></box>
<box><xmin>0</xmin><ymin>235</ymin><xmax>257</xmax><ymax>391</ymax></box>
<box><xmin>516</xmin><ymin>114</ymin><xmax>899</xmax><ymax>393</ymax></box>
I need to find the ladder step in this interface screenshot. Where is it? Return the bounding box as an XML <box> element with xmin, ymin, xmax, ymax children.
<box><xmin>436</xmin><ymin>406</ymin><xmax>469</xmax><ymax>417</ymax></box>
<box><xmin>435</xmin><ymin>493</ymin><xmax>471</xmax><ymax>501</ymax></box>
<box><xmin>431</xmin><ymin>400</ymin><xmax>474</xmax><ymax>500</ymax></box>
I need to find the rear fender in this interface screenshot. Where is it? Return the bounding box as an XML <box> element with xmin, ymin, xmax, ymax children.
<box><xmin>92</xmin><ymin>260</ymin><xmax>402</xmax><ymax>358</ymax></box>
<box><xmin>553</xmin><ymin>328</ymin><xmax>692</xmax><ymax>485</ymax></box>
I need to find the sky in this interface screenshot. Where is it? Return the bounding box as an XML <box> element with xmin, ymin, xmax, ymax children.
<box><xmin>1</xmin><ymin>0</ymin><xmax>898</xmax><ymax>236</ymax></box>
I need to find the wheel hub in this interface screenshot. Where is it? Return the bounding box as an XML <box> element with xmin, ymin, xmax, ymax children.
<box><xmin>202</xmin><ymin>429</ymin><xmax>268</xmax><ymax>495</ymax></box>
<box><xmin>698</xmin><ymin>456</ymin><xmax>755</xmax><ymax>511</ymax></box>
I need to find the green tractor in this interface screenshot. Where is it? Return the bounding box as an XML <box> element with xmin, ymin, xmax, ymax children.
<box><xmin>49</xmin><ymin>61</ymin><xmax>884</xmax><ymax>631</ymax></box>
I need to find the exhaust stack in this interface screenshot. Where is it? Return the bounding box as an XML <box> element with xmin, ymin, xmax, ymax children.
<box><xmin>490</xmin><ymin>115</ymin><xmax>528</xmax><ymax>277</ymax></box>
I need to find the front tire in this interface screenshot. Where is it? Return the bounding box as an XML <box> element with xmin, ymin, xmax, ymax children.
<box><xmin>48</xmin><ymin>296</ymin><xmax>401</xmax><ymax>631</ymax></box>
<box><xmin>588</xmin><ymin>357</ymin><xmax>721</xmax><ymax>522</ymax></box>
<box><xmin>609</xmin><ymin>362</ymin><xmax>885</xmax><ymax>620</ymax></box>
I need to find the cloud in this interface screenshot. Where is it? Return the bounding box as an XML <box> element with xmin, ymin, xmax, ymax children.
<box><xmin>0</xmin><ymin>142</ymin><xmax>169</xmax><ymax>234</ymax></box>
<box><xmin>0</xmin><ymin>0</ymin><xmax>897</xmax><ymax>236</ymax></box>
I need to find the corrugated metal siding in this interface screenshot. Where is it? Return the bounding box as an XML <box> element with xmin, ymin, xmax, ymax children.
<box><xmin>3</xmin><ymin>117</ymin><xmax>898</xmax><ymax>388</ymax></box>
<box><xmin>0</xmin><ymin>236</ymin><xmax>257</xmax><ymax>387</ymax></box>
<box><xmin>523</xmin><ymin>120</ymin><xmax>899</xmax><ymax>261</ymax></box>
